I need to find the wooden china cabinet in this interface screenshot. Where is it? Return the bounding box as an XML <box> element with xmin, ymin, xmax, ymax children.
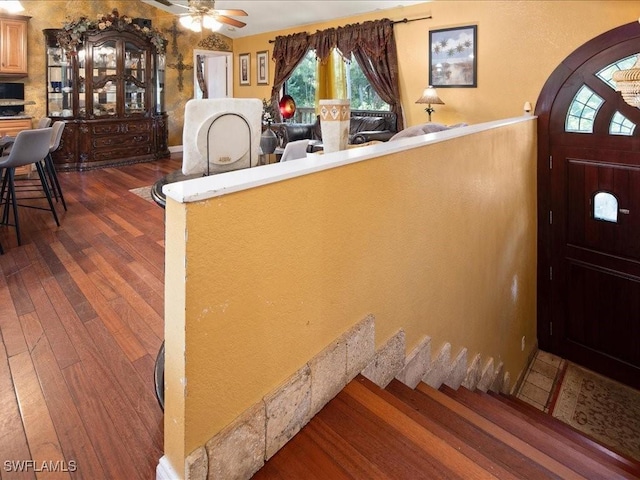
<box><xmin>44</xmin><ymin>26</ymin><xmax>169</xmax><ymax>171</ymax></box>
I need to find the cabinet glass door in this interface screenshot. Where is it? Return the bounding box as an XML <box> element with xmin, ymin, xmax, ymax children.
<box><xmin>47</xmin><ymin>44</ymin><xmax>73</xmax><ymax>117</ymax></box>
<box><xmin>92</xmin><ymin>40</ymin><xmax>117</xmax><ymax>116</ymax></box>
<box><xmin>124</xmin><ymin>41</ymin><xmax>146</xmax><ymax>115</ymax></box>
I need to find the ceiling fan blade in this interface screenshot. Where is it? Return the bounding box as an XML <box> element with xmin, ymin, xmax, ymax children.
<box><xmin>213</xmin><ymin>9</ymin><xmax>248</xmax><ymax>16</ymax></box>
<box><xmin>214</xmin><ymin>14</ymin><xmax>246</xmax><ymax>28</ymax></box>
<box><xmin>153</xmin><ymin>0</ymin><xmax>175</xmax><ymax>6</ymax></box>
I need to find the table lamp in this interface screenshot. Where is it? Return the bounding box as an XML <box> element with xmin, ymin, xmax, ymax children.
<box><xmin>416</xmin><ymin>86</ymin><xmax>444</xmax><ymax>122</ymax></box>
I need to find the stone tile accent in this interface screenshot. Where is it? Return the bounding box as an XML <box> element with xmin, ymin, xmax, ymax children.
<box><xmin>345</xmin><ymin>314</ymin><xmax>375</xmax><ymax>382</ymax></box>
<box><xmin>184</xmin><ymin>447</ymin><xmax>207</xmax><ymax>480</ymax></box>
<box><xmin>526</xmin><ymin>369</ymin><xmax>554</xmax><ymax>392</ymax></box>
<box><xmin>477</xmin><ymin>357</ymin><xmax>496</xmax><ymax>392</ymax></box>
<box><xmin>490</xmin><ymin>362</ymin><xmax>504</xmax><ymax>392</ymax></box>
<box><xmin>536</xmin><ymin>349</ymin><xmax>562</xmax><ymax>368</ymax></box>
<box><xmin>502</xmin><ymin>371</ymin><xmax>511</xmax><ymax>394</ymax></box>
<box><xmin>396</xmin><ymin>336</ymin><xmax>431</xmax><ymax>388</ymax></box>
<box><xmin>362</xmin><ymin>330</ymin><xmax>406</xmax><ymax>388</ymax></box>
<box><xmin>462</xmin><ymin>354</ymin><xmax>481</xmax><ymax>390</ymax></box>
<box><xmin>264</xmin><ymin>365</ymin><xmax>311</xmax><ymax>460</ymax></box>
<box><xmin>205</xmin><ymin>402</ymin><xmax>266</xmax><ymax>480</ymax></box>
<box><xmin>519</xmin><ymin>382</ymin><xmax>549</xmax><ymax>409</ymax></box>
<box><xmin>423</xmin><ymin>342</ymin><xmax>451</xmax><ymax>389</ymax></box>
<box><xmin>444</xmin><ymin>348</ymin><xmax>467</xmax><ymax>389</ymax></box>
<box><xmin>309</xmin><ymin>339</ymin><xmax>347</xmax><ymax>416</ymax></box>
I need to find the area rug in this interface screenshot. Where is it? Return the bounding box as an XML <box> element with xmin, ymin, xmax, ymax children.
<box><xmin>129</xmin><ymin>185</ymin><xmax>153</xmax><ymax>203</ymax></box>
<box><xmin>551</xmin><ymin>363</ymin><xmax>640</xmax><ymax>462</ymax></box>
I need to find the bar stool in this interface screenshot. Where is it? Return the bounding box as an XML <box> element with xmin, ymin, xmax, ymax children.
<box><xmin>0</xmin><ymin>128</ymin><xmax>58</xmax><ymax>245</ymax></box>
<box><xmin>44</xmin><ymin>121</ymin><xmax>66</xmax><ymax>211</ymax></box>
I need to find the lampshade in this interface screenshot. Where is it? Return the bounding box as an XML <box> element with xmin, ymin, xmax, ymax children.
<box><xmin>613</xmin><ymin>54</ymin><xmax>640</xmax><ymax>108</ymax></box>
<box><xmin>415</xmin><ymin>86</ymin><xmax>445</xmax><ymax>106</ymax></box>
<box><xmin>415</xmin><ymin>86</ymin><xmax>444</xmax><ymax>121</ymax></box>
<box><xmin>279</xmin><ymin>95</ymin><xmax>296</xmax><ymax>120</ymax></box>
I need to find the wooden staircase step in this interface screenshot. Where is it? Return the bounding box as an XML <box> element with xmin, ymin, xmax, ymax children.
<box><xmin>440</xmin><ymin>385</ymin><xmax>634</xmax><ymax>480</ymax></box>
<box><xmin>336</xmin><ymin>377</ymin><xmax>494</xmax><ymax>479</ymax></box>
<box><xmin>414</xmin><ymin>382</ymin><xmax>588</xmax><ymax>479</ymax></box>
<box><xmin>384</xmin><ymin>379</ymin><xmax>558</xmax><ymax>480</ymax></box>
<box><xmin>489</xmin><ymin>391</ymin><xmax>640</xmax><ymax>478</ymax></box>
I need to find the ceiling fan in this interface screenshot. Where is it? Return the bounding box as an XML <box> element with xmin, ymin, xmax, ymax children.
<box><xmin>153</xmin><ymin>0</ymin><xmax>248</xmax><ymax>31</ymax></box>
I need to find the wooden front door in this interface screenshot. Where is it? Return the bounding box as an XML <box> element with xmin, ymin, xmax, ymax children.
<box><xmin>537</xmin><ymin>22</ymin><xmax>640</xmax><ymax>388</ymax></box>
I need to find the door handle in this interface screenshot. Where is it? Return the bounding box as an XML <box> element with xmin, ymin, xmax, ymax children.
<box><xmin>619</xmin><ymin>208</ymin><xmax>630</xmax><ymax>215</ymax></box>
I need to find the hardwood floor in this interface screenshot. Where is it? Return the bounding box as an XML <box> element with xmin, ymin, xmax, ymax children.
<box><xmin>0</xmin><ymin>157</ymin><xmax>181</xmax><ymax>479</ymax></box>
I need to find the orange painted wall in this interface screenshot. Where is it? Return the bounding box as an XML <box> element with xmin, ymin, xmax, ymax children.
<box><xmin>232</xmin><ymin>1</ymin><xmax>639</xmax><ymax>127</ymax></box>
<box><xmin>164</xmin><ymin>117</ymin><xmax>538</xmax><ymax>470</ymax></box>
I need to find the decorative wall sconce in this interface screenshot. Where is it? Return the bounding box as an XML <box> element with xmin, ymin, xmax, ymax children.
<box><xmin>415</xmin><ymin>86</ymin><xmax>445</xmax><ymax>122</ymax></box>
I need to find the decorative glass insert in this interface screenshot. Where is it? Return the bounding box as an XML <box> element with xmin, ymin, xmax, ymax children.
<box><xmin>593</xmin><ymin>191</ymin><xmax>618</xmax><ymax>223</ymax></box>
<box><xmin>566</xmin><ymin>85</ymin><xmax>604</xmax><ymax>133</ymax></box>
<box><xmin>596</xmin><ymin>54</ymin><xmax>639</xmax><ymax>90</ymax></box>
<box><xmin>609</xmin><ymin>111</ymin><xmax>636</xmax><ymax>136</ymax></box>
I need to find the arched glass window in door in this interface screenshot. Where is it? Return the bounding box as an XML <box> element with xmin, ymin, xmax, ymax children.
<box><xmin>566</xmin><ymin>85</ymin><xmax>604</xmax><ymax>133</ymax></box>
<box><xmin>609</xmin><ymin>111</ymin><xmax>636</xmax><ymax>135</ymax></box>
<box><xmin>596</xmin><ymin>54</ymin><xmax>639</xmax><ymax>89</ymax></box>
<box><xmin>593</xmin><ymin>191</ymin><xmax>619</xmax><ymax>223</ymax></box>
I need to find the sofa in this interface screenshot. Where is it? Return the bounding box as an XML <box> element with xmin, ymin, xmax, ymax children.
<box><xmin>275</xmin><ymin>110</ymin><xmax>398</xmax><ymax>148</ymax></box>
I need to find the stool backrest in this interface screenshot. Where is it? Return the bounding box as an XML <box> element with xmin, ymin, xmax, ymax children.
<box><xmin>50</xmin><ymin>121</ymin><xmax>65</xmax><ymax>152</ymax></box>
<box><xmin>38</xmin><ymin>117</ymin><xmax>52</xmax><ymax>129</ymax></box>
<box><xmin>0</xmin><ymin>128</ymin><xmax>53</xmax><ymax>169</ymax></box>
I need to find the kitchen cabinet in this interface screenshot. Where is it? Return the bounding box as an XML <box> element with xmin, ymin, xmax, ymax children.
<box><xmin>0</xmin><ymin>15</ymin><xmax>28</xmax><ymax>76</ymax></box>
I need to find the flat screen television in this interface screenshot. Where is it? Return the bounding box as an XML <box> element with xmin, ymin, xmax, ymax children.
<box><xmin>0</xmin><ymin>82</ymin><xmax>24</xmax><ymax>99</ymax></box>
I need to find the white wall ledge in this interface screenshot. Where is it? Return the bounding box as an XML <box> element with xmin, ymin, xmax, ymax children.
<box><xmin>163</xmin><ymin>116</ymin><xmax>535</xmax><ymax>204</ymax></box>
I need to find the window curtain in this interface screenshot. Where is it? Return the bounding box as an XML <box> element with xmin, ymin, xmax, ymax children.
<box><xmin>196</xmin><ymin>54</ymin><xmax>208</xmax><ymax>99</ymax></box>
<box><xmin>315</xmin><ymin>49</ymin><xmax>347</xmax><ymax>110</ymax></box>
<box><xmin>271</xmin><ymin>19</ymin><xmax>404</xmax><ymax>130</ymax></box>
<box><xmin>335</xmin><ymin>19</ymin><xmax>404</xmax><ymax>131</ymax></box>
<box><xmin>271</xmin><ymin>32</ymin><xmax>310</xmax><ymax>121</ymax></box>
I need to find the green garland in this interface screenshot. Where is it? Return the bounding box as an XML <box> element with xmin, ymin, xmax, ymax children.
<box><xmin>57</xmin><ymin>9</ymin><xmax>166</xmax><ymax>54</ymax></box>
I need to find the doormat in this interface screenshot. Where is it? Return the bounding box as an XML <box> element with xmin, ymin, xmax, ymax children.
<box><xmin>551</xmin><ymin>363</ymin><xmax>640</xmax><ymax>462</ymax></box>
<box><xmin>129</xmin><ymin>185</ymin><xmax>153</xmax><ymax>203</ymax></box>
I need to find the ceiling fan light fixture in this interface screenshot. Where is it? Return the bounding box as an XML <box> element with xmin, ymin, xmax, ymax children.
<box><xmin>202</xmin><ymin>15</ymin><xmax>222</xmax><ymax>31</ymax></box>
<box><xmin>180</xmin><ymin>14</ymin><xmax>202</xmax><ymax>32</ymax></box>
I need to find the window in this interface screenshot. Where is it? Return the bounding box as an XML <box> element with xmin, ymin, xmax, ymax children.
<box><xmin>284</xmin><ymin>49</ymin><xmax>389</xmax><ymax>121</ymax></box>
<box><xmin>565</xmin><ymin>85</ymin><xmax>603</xmax><ymax>133</ymax></box>
<box><xmin>593</xmin><ymin>191</ymin><xmax>618</xmax><ymax>223</ymax></box>
<box><xmin>596</xmin><ymin>54</ymin><xmax>638</xmax><ymax>90</ymax></box>
<box><xmin>609</xmin><ymin>111</ymin><xmax>636</xmax><ymax>136</ymax></box>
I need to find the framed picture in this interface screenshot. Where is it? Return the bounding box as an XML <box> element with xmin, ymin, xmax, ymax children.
<box><xmin>256</xmin><ymin>50</ymin><xmax>269</xmax><ymax>85</ymax></box>
<box><xmin>239</xmin><ymin>53</ymin><xmax>250</xmax><ymax>86</ymax></box>
<box><xmin>429</xmin><ymin>25</ymin><xmax>477</xmax><ymax>88</ymax></box>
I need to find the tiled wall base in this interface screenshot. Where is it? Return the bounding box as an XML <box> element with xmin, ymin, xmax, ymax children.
<box><xmin>161</xmin><ymin>314</ymin><xmax>515</xmax><ymax>480</ymax></box>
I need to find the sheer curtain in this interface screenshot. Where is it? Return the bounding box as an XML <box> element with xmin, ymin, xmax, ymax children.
<box><xmin>271</xmin><ymin>19</ymin><xmax>404</xmax><ymax>129</ymax></box>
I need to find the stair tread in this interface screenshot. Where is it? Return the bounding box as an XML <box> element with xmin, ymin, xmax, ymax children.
<box><xmin>414</xmin><ymin>382</ymin><xmax>592</xmax><ymax>479</ymax></box>
<box><xmin>340</xmin><ymin>377</ymin><xmax>495</xmax><ymax>479</ymax></box>
<box><xmin>254</xmin><ymin>375</ymin><xmax>639</xmax><ymax>479</ymax></box>
<box><xmin>385</xmin><ymin>379</ymin><xmax>560</xmax><ymax>480</ymax></box>
<box><xmin>440</xmin><ymin>385</ymin><xmax>635</xmax><ymax>479</ymax></box>
<box><xmin>489</xmin><ymin>392</ymin><xmax>640</xmax><ymax>477</ymax></box>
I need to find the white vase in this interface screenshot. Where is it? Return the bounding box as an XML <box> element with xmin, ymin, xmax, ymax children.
<box><xmin>319</xmin><ymin>99</ymin><xmax>350</xmax><ymax>153</ymax></box>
